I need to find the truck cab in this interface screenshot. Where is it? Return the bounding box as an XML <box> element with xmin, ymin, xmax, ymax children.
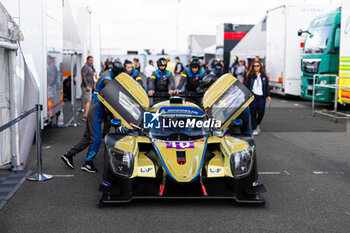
<box><xmin>300</xmin><ymin>7</ymin><xmax>341</xmax><ymax>102</ymax></box>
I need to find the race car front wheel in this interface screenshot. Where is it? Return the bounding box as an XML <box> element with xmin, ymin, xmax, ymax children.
<box><xmin>233</xmin><ymin>156</ymin><xmax>259</xmax><ymax>201</ymax></box>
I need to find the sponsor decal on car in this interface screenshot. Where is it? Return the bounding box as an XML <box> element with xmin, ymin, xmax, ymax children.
<box><xmin>166</xmin><ymin>141</ymin><xmax>194</xmax><ymax>149</ymax></box>
<box><xmin>143</xmin><ymin>109</ymin><xmax>221</xmax><ymax>129</ymax></box>
<box><xmin>140</xmin><ymin>167</ymin><xmax>152</xmax><ymax>173</ymax></box>
<box><xmin>143</xmin><ymin>110</ymin><xmax>162</xmax><ymax>129</ymax></box>
<box><xmin>208</xmin><ymin>165</ymin><xmax>224</xmax><ymax>177</ymax></box>
<box><xmin>209</xmin><ymin>167</ymin><xmax>222</xmax><ymax>173</ymax></box>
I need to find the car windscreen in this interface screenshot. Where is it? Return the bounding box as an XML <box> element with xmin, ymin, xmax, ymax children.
<box><xmin>304</xmin><ymin>24</ymin><xmax>332</xmax><ymax>54</ymax></box>
<box><xmin>209</xmin><ymin>84</ymin><xmax>247</xmax><ymax>125</ymax></box>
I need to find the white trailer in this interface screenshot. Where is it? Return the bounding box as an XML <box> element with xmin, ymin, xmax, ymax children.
<box><xmin>266</xmin><ymin>5</ymin><xmax>334</xmax><ymax>96</ymax></box>
<box><xmin>3</xmin><ymin>0</ymin><xmax>101</xmax><ymax>125</ymax></box>
<box><xmin>338</xmin><ymin>0</ymin><xmax>350</xmax><ymax>104</ymax></box>
<box><xmin>230</xmin><ymin>18</ymin><xmax>266</xmax><ymax>67</ymax></box>
<box><xmin>2</xmin><ymin>0</ymin><xmax>64</xmax><ymax>125</ymax></box>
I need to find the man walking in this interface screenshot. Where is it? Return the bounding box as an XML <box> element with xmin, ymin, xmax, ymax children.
<box><xmin>81</xmin><ymin>56</ymin><xmax>95</xmax><ymax>121</ymax></box>
<box><xmin>61</xmin><ymin>62</ymin><xmax>125</xmax><ymax>173</ymax></box>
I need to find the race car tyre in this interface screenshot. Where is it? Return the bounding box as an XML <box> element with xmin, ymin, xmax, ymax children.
<box><xmin>233</xmin><ymin>155</ymin><xmax>259</xmax><ymax>201</ymax></box>
<box><xmin>101</xmin><ymin>146</ymin><xmax>134</xmax><ymax>201</ymax></box>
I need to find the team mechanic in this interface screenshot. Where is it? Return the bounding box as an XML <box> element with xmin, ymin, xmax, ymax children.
<box><xmin>148</xmin><ymin>57</ymin><xmax>176</xmax><ymax>103</ymax></box>
<box><xmin>124</xmin><ymin>59</ymin><xmax>143</xmax><ymax>87</ymax></box>
<box><xmin>61</xmin><ymin>61</ymin><xmax>125</xmax><ymax>173</ymax></box>
<box><xmin>176</xmin><ymin>58</ymin><xmax>207</xmax><ymax>105</ymax></box>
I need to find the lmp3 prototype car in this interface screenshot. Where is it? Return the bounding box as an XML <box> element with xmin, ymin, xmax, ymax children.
<box><xmin>97</xmin><ymin>73</ymin><xmax>266</xmax><ymax>205</ymax></box>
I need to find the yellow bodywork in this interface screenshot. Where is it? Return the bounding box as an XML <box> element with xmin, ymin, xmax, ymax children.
<box><xmin>203</xmin><ymin>74</ymin><xmax>237</xmax><ymax>108</ymax></box>
<box><xmin>100</xmin><ymin>72</ymin><xmax>254</xmax><ymax>182</ymax></box>
<box><xmin>152</xmin><ymin>138</ymin><xmax>207</xmax><ymax>182</ymax></box>
<box><xmin>113</xmin><ymin>136</ymin><xmax>156</xmax><ymax>178</ymax></box>
<box><xmin>114</xmin><ymin>72</ymin><xmax>149</xmax><ymax>108</ymax></box>
<box><xmin>112</xmin><ymin>135</ymin><xmax>251</xmax><ymax>182</ymax></box>
<box><xmin>203</xmin><ymin>74</ymin><xmax>254</xmax><ymax>129</ymax></box>
<box><xmin>98</xmin><ymin>72</ymin><xmax>149</xmax><ymax>129</ymax></box>
<box><xmin>207</xmin><ymin>151</ymin><xmax>225</xmax><ymax>178</ymax></box>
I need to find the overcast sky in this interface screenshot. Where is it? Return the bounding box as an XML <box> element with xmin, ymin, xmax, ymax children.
<box><xmin>70</xmin><ymin>0</ymin><xmax>342</xmax><ymax>53</ymax></box>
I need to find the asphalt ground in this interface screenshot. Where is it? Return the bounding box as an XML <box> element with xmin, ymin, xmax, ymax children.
<box><xmin>0</xmin><ymin>96</ymin><xmax>350</xmax><ymax>233</ymax></box>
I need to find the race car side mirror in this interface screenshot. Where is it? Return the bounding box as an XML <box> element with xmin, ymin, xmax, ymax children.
<box><xmin>111</xmin><ymin>119</ymin><xmax>121</xmax><ymax>127</ymax></box>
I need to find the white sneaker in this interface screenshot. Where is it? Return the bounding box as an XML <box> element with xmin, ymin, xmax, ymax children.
<box><xmin>253</xmin><ymin>130</ymin><xmax>259</xmax><ymax>136</ymax></box>
<box><xmin>257</xmin><ymin>125</ymin><xmax>261</xmax><ymax>133</ymax></box>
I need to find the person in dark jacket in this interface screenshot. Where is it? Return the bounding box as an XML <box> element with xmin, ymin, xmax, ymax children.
<box><xmin>61</xmin><ymin>62</ymin><xmax>125</xmax><ymax>173</ymax></box>
<box><xmin>124</xmin><ymin>59</ymin><xmax>143</xmax><ymax>87</ymax></box>
<box><xmin>148</xmin><ymin>58</ymin><xmax>176</xmax><ymax>103</ymax></box>
<box><xmin>230</xmin><ymin>56</ymin><xmax>239</xmax><ymax>75</ymax></box>
<box><xmin>245</xmin><ymin>61</ymin><xmax>271</xmax><ymax>136</ymax></box>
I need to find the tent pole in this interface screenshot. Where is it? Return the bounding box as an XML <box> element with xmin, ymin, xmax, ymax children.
<box><xmin>9</xmin><ymin>50</ymin><xmax>20</xmax><ymax>171</ymax></box>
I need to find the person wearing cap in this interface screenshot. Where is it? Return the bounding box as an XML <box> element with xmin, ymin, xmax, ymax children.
<box><xmin>176</xmin><ymin>58</ymin><xmax>207</xmax><ymax>105</ymax></box>
<box><xmin>124</xmin><ymin>59</ymin><xmax>143</xmax><ymax>87</ymax></box>
<box><xmin>230</xmin><ymin>56</ymin><xmax>239</xmax><ymax>75</ymax></box>
<box><xmin>212</xmin><ymin>57</ymin><xmax>224</xmax><ymax>77</ymax></box>
<box><xmin>148</xmin><ymin>58</ymin><xmax>176</xmax><ymax>103</ymax></box>
<box><xmin>61</xmin><ymin>62</ymin><xmax>125</xmax><ymax>173</ymax></box>
<box><xmin>165</xmin><ymin>57</ymin><xmax>175</xmax><ymax>76</ymax></box>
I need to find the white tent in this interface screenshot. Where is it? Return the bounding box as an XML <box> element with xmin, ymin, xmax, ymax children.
<box><xmin>0</xmin><ymin>2</ymin><xmax>21</xmax><ymax>168</ymax></box>
<box><xmin>204</xmin><ymin>44</ymin><xmax>216</xmax><ymax>55</ymax></box>
<box><xmin>188</xmin><ymin>35</ymin><xmax>216</xmax><ymax>57</ymax></box>
<box><xmin>230</xmin><ymin>18</ymin><xmax>266</xmax><ymax>64</ymax></box>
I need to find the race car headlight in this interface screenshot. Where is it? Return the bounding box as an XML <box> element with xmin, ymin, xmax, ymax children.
<box><xmin>108</xmin><ymin>148</ymin><xmax>134</xmax><ymax>177</ymax></box>
<box><xmin>230</xmin><ymin>146</ymin><xmax>254</xmax><ymax>178</ymax></box>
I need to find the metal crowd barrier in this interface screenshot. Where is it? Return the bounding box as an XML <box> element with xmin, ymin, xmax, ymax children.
<box><xmin>0</xmin><ymin>104</ymin><xmax>53</xmax><ymax>181</ymax></box>
<box><xmin>312</xmin><ymin>74</ymin><xmax>350</xmax><ymax>123</ymax></box>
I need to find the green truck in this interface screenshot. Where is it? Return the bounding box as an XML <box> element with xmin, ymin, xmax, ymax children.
<box><xmin>299</xmin><ymin>7</ymin><xmax>341</xmax><ymax>102</ymax></box>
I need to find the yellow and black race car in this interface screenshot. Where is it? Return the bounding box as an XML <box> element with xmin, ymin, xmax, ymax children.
<box><xmin>97</xmin><ymin>72</ymin><xmax>266</xmax><ymax>205</ymax></box>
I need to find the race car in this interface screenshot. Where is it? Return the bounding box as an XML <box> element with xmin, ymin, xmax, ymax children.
<box><xmin>97</xmin><ymin>72</ymin><xmax>266</xmax><ymax>205</ymax></box>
